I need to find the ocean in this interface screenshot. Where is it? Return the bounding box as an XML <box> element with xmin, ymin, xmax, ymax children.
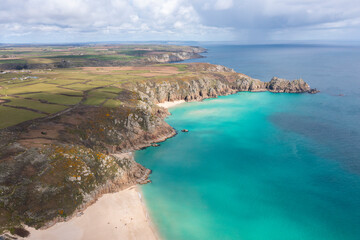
<box><xmin>136</xmin><ymin>44</ymin><xmax>360</xmax><ymax>240</ymax></box>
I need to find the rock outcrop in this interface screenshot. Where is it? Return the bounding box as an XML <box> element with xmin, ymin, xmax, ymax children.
<box><xmin>267</xmin><ymin>77</ymin><xmax>316</xmax><ymax>93</ymax></box>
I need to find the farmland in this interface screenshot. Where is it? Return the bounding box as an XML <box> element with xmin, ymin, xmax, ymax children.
<box><xmin>0</xmin><ymin>44</ymin><xmax>205</xmax><ymax>70</ymax></box>
<box><xmin>0</xmin><ymin>44</ymin><xmax>204</xmax><ymax>129</ymax></box>
<box><xmin>0</xmin><ymin>64</ymin><xmax>189</xmax><ymax>129</ymax></box>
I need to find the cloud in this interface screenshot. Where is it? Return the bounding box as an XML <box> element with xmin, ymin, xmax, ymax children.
<box><xmin>196</xmin><ymin>0</ymin><xmax>360</xmax><ymax>41</ymax></box>
<box><xmin>214</xmin><ymin>0</ymin><xmax>233</xmax><ymax>10</ymax></box>
<box><xmin>0</xmin><ymin>0</ymin><xmax>359</xmax><ymax>43</ymax></box>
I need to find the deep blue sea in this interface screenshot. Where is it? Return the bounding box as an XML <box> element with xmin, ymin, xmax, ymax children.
<box><xmin>136</xmin><ymin>44</ymin><xmax>360</xmax><ymax>240</ymax></box>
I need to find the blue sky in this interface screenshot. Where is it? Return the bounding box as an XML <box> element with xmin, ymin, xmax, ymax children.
<box><xmin>1</xmin><ymin>0</ymin><xmax>360</xmax><ymax>43</ymax></box>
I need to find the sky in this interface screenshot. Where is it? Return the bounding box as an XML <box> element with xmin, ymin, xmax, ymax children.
<box><xmin>1</xmin><ymin>0</ymin><xmax>360</xmax><ymax>43</ymax></box>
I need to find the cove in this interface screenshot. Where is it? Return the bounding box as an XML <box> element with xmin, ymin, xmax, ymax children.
<box><xmin>136</xmin><ymin>91</ymin><xmax>360</xmax><ymax>240</ymax></box>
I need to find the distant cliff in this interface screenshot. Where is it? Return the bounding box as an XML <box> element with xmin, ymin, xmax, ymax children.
<box><xmin>141</xmin><ymin>46</ymin><xmax>205</xmax><ymax>64</ymax></box>
<box><xmin>142</xmin><ymin>51</ymin><xmax>204</xmax><ymax>63</ymax></box>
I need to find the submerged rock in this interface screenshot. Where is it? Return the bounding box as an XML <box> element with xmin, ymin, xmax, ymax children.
<box><xmin>308</xmin><ymin>88</ymin><xmax>320</xmax><ymax>94</ymax></box>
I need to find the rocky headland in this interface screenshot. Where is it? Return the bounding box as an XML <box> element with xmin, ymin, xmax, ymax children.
<box><xmin>0</xmin><ymin>62</ymin><xmax>318</xmax><ymax>237</ymax></box>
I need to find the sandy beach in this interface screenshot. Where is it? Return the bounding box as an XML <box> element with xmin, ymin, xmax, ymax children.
<box><xmin>157</xmin><ymin>100</ymin><xmax>185</xmax><ymax>109</ymax></box>
<box><xmin>25</xmin><ymin>186</ymin><xmax>159</xmax><ymax>240</ymax></box>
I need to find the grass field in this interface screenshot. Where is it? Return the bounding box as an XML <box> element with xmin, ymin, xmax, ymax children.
<box><xmin>84</xmin><ymin>89</ymin><xmax>119</xmax><ymax>106</ymax></box>
<box><xmin>21</xmin><ymin>93</ymin><xmax>83</xmax><ymax>105</ymax></box>
<box><xmin>0</xmin><ymin>105</ymin><xmax>45</xmax><ymax>129</ymax></box>
<box><xmin>0</xmin><ymin>64</ymin><xmax>187</xmax><ymax>129</ymax></box>
<box><xmin>103</xmin><ymin>99</ymin><xmax>122</xmax><ymax>108</ymax></box>
<box><xmin>0</xmin><ymin>44</ymin><xmax>205</xmax><ymax>129</ymax></box>
<box><xmin>5</xmin><ymin>98</ymin><xmax>67</xmax><ymax>114</ymax></box>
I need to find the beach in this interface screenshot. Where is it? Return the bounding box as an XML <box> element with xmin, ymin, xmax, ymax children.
<box><xmin>157</xmin><ymin>100</ymin><xmax>185</xmax><ymax>109</ymax></box>
<box><xmin>25</xmin><ymin>186</ymin><xmax>159</xmax><ymax>240</ymax></box>
<box><xmin>20</xmin><ymin>100</ymin><xmax>187</xmax><ymax>240</ymax></box>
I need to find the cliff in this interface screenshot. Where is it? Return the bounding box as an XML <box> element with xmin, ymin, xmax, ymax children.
<box><xmin>142</xmin><ymin>51</ymin><xmax>204</xmax><ymax>64</ymax></box>
<box><xmin>0</xmin><ymin>62</ymin><xmax>317</xmax><ymax>236</ymax></box>
<box><xmin>0</xmin><ymin>94</ymin><xmax>176</xmax><ymax>233</ymax></box>
<box><xmin>141</xmin><ymin>46</ymin><xmax>206</xmax><ymax>64</ymax></box>
<box><xmin>132</xmin><ymin>63</ymin><xmax>317</xmax><ymax>103</ymax></box>
<box><xmin>267</xmin><ymin>77</ymin><xmax>308</xmax><ymax>93</ymax></box>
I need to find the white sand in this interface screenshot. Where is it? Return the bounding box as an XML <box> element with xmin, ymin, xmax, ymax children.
<box><xmin>26</xmin><ymin>187</ymin><xmax>159</xmax><ymax>240</ymax></box>
<box><xmin>157</xmin><ymin>100</ymin><xmax>185</xmax><ymax>109</ymax></box>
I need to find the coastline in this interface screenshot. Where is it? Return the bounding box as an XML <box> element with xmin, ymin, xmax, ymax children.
<box><xmin>21</xmin><ymin>99</ymin><xmax>189</xmax><ymax>240</ymax></box>
<box><xmin>0</xmin><ymin>61</ymin><xmax>317</xmax><ymax>237</ymax></box>
<box><xmin>24</xmin><ymin>186</ymin><xmax>160</xmax><ymax>240</ymax></box>
<box><xmin>22</xmin><ymin>99</ymin><xmax>188</xmax><ymax>240</ymax></box>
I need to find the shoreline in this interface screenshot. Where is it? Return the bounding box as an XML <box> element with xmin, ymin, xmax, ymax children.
<box><xmin>24</xmin><ymin>186</ymin><xmax>160</xmax><ymax>240</ymax></box>
<box><xmin>22</xmin><ymin>99</ymin><xmax>190</xmax><ymax>239</ymax></box>
<box><xmin>11</xmin><ymin>95</ymin><xmax>315</xmax><ymax>239</ymax></box>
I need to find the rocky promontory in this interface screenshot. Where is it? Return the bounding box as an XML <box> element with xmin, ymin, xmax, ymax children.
<box><xmin>133</xmin><ymin>63</ymin><xmax>318</xmax><ymax>104</ymax></box>
<box><xmin>267</xmin><ymin>77</ymin><xmax>317</xmax><ymax>93</ymax></box>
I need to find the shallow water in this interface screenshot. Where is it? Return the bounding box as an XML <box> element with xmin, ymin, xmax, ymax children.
<box><xmin>136</xmin><ymin>44</ymin><xmax>360</xmax><ymax>240</ymax></box>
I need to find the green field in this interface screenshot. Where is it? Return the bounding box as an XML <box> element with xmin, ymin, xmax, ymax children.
<box><xmin>5</xmin><ymin>98</ymin><xmax>67</xmax><ymax>114</ymax></box>
<box><xmin>103</xmin><ymin>99</ymin><xmax>122</xmax><ymax>108</ymax></box>
<box><xmin>21</xmin><ymin>93</ymin><xmax>83</xmax><ymax>105</ymax></box>
<box><xmin>0</xmin><ymin>44</ymin><xmax>206</xmax><ymax>129</ymax></box>
<box><xmin>0</xmin><ymin>105</ymin><xmax>45</xmax><ymax>129</ymax></box>
<box><xmin>0</xmin><ymin>63</ymin><xmax>191</xmax><ymax>129</ymax></box>
<box><xmin>84</xmin><ymin>90</ymin><xmax>118</xmax><ymax>106</ymax></box>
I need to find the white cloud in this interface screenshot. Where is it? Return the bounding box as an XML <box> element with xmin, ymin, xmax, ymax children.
<box><xmin>0</xmin><ymin>0</ymin><xmax>359</xmax><ymax>43</ymax></box>
<box><xmin>214</xmin><ymin>0</ymin><xmax>233</xmax><ymax>10</ymax></box>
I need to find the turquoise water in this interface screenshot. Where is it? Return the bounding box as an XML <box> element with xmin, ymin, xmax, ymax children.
<box><xmin>136</xmin><ymin>45</ymin><xmax>360</xmax><ymax>240</ymax></box>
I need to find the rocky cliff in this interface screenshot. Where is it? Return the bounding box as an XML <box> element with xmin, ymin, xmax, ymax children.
<box><xmin>132</xmin><ymin>63</ymin><xmax>317</xmax><ymax>104</ymax></box>
<box><xmin>0</xmin><ymin>92</ymin><xmax>177</xmax><ymax>234</ymax></box>
<box><xmin>268</xmin><ymin>77</ymin><xmax>309</xmax><ymax>93</ymax></box>
<box><xmin>143</xmin><ymin>51</ymin><xmax>204</xmax><ymax>63</ymax></box>
<box><xmin>142</xmin><ymin>46</ymin><xmax>206</xmax><ymax>64</ymax></box>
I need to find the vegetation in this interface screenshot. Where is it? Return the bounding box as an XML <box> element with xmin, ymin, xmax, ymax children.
<box><xmin>0</xmin><ymin>145</ymin><xmax>127</xmax><ymax>232</ymax></box>
<box><xmin>0</xmin><ymin>44</ymin><xmax>208</xmax><ymax>235</ymax></box>
<box><xmin>0</xmin><ymin>105</ymin><xmax>45</xmax><ymax>129</ymax></box>
<box><xmin>5</xmin><ymin>98</ymin><xmax>67</xmax><ymax>114</ymax></box>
